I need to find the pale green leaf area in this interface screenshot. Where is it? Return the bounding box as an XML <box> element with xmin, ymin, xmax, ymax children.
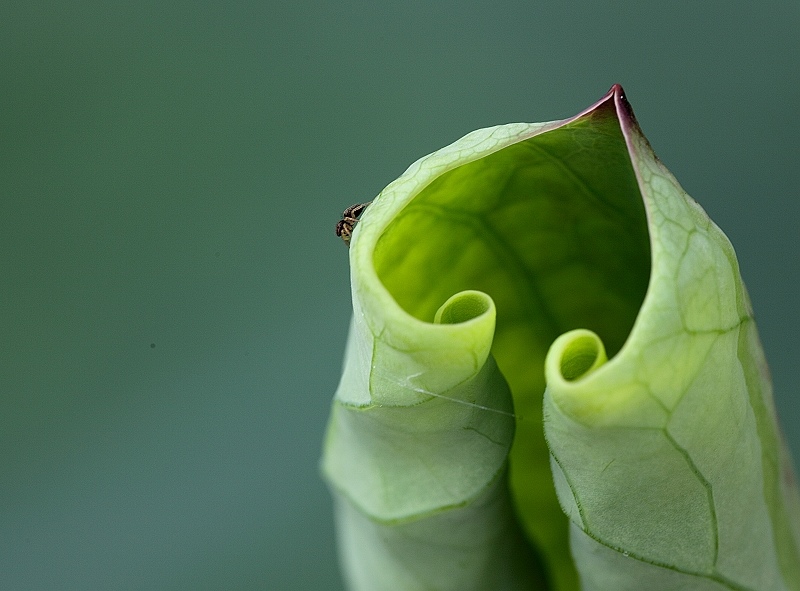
<box><xmin>321</xmin><ymin>87</ymin><xmax>800</xmax><ymax>590</ymax></box>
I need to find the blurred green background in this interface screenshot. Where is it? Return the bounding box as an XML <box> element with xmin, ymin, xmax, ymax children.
<box><xmin>1</xmin><ymin>2</ymin><xmax>798</xmax><ymax>589</ymax></box>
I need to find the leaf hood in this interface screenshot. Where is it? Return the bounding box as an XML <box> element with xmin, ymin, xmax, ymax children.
<box><xmin>322</xmin><ymin>85</ymin><xmax>800</xmax><ymax>591</ymax></box>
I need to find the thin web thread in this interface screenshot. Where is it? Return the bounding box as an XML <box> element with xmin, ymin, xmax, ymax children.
<box><xmin>386</xmin><ymin>371</ymin><xmax>521</xmax><ymax>419</ymax></box>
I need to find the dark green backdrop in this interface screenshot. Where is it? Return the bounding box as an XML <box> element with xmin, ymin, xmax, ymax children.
<box><xmin>2</xmin><ymin>2</ymin><xmax>798</xmax><ymax>589</ymax></box>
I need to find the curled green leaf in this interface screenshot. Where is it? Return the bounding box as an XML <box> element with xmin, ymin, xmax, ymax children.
<box><xmin>321</xmin><ymin>85</ymin><xmax>800</xmax><ymax>590</ymax></box>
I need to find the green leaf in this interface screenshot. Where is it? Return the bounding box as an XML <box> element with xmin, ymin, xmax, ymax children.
<box><xmin>542</xmin><ymin>89</ymin><xmax>800</xmax><ymax>590</ymax></box>
<box><xmin>321</xmin><ymin>85</ymin><xmax>800</xmax><ymax>590</ymax></box>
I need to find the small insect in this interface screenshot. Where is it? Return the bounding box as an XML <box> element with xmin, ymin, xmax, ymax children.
<box><xmin>335</xmin><ymin>201</ymin><xmax>372</xmax><ymax>247</ymax></box>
